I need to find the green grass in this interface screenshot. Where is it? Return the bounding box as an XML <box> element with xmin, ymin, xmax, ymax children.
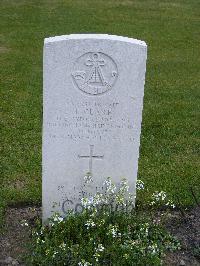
<box><xmin>1</xmin><ymin>0</ymin><xmax>200</xmax><ymax>225</ymax></box>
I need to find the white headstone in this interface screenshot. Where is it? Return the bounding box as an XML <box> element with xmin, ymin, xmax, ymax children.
<box><xmin>43</xmin><ymin>34</ymin><xmax>147</xmax><ymax>221</ymax></box>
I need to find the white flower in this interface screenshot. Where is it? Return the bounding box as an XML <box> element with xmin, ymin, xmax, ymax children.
<box><xmin>40</xmin><ymin>228</ymin><xmax>44</xmax><ymax>235</ymax></box>
<box><xmin>136</xmin><ymin>180</ymin><xmax>145</xmax><ymax>190</ymax></box>
<box><xmin>139</xmin><ymin>223</ymin><xmax>149</xmax><ymax>236</ymax></box>
<box><xmin>166</xmin><ymin>200</ymin><xmax>176</xmax><ymax>208</ymax></box>
<box><xmin>123</xmin><ymin>253</ymin><xmax>129</xmax><ymax>259</ymax></box>
<box><xmin>81</xmin><ymin>192</ymin><xmax>107</xmax><ymax>210</ymax></box>
<box><xmin>85</xmin><ymin>219</ymin><xmax>95</xmax><ymax>229</ymax></box>
<box><xmin>20</xmin><ymin>219</ymin><xmax>29</xmax><ymax>227</ymax></box>
<box><xmin>84</xmin><ymin>173</ymin><xmax>93</xmax><ymax>184</ymax></box>
<box><xmin>45</xmin><ymin>249</ymin><xmax>50</xmax><ymax>255</ymax></box>
<box><xmin>151</xmin><ymin>191</ymin><xmax>175</xmax><ymax>208</ymax></box>
<box><xmin>96</xmin><ymin>244</ymin><xmax>105</xmax><ymax>252</ymax></box>
<box><xmin>53</xmin><ymin>214</ymin><xmax>64</xmax><ymax>223</ymax></box>
<box><xmin>88</xmin><ymin>197</ymin><xmax>94</xmax><ymax>206</ymax></box>
<box><xmin>148</xmin><ymin>243</ymin><xmax>158</xmax><ymax>255</ymax></box>
<box><xmin>81</xmin><ymin>197</ymin><xmax>93</xmax><ymax>209</ymax></box>
<box><xmin>151</xmin><ymin>191</ymin><xmax>167</xmax><ymax>205</ymax></box>
<box><xmin>81</xmin><ymin>197</ymin><xmax>89</xmax><ymax>208</ymax></box>
<box><xmin>59</xmin><ymin>242</ymin><xmax>67</xmax><ymax>250</ymax></box>
<box><xmin>107</xmin><ymin>225</ymin><xmax>118</xmax><ymax>238</ymax></box>
<box><xmin>116</xmin><ymin>194</ymin><xmax>126</xmax><ymax>205</ymax></box>
<box><xmin>111</xmin><ymin>227</ymin><xmax>117</xmax><ymax>237</ymax></box>
<box><xmin>93</xmin><ymin>244</ymin><xmax>105</xmax><ymax>262</ymax></box>
<box><xmin>93</xmin><ymin>193</ymin><xmax>104</xmax><ymax>205</ymax></box>
<box><xmin>103</xmin><ymin>177</ymin><xmax>116</xmax><ymax>194</ymax></box>
<box><xmin>78</xmin><ymin>260</ymin><xmax>91</xmax><ymax>266</ymax></box>
<box><xmin>120</xmin><ymin>178</ymin><xmax>129</xmax><ymax>192</ymax></box>
<box><xmin>98</xmin><ymin>219</ymin><xmax>105</xmax><ymax>226</ymax></box>
<box><xmin>52</xmin><ymin>251</ymin><xmax>58</xmax><ymax>258</ymax></box>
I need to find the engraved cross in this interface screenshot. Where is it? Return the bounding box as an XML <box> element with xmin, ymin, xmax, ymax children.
<box><xmin>78</xmin><ymin>145</ymin><xmax>104</xmax><ymax>175</ymax></box>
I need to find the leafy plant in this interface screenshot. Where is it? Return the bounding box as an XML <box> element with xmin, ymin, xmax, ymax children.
<box><xmin>27</xmin><ymin>178</ymin><xmax>180</xmax><ymax>265</ymax></box>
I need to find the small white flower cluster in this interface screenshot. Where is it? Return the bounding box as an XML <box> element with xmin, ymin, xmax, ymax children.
<box><xmin>20</xmin><ymin>219</ymin><xmax>29</xmax><ymax>227</ymax></box>
<box><xmin>78</xmin><ymin>260</ymin><xmax>91</xmax><ymax>266</ymax></box>
<box><xmin>139</xmin><ymin>223</ymin><xmax>149</xmax><ymax>237</ymax></box>
<box><xmin>115</xmin><ymin>193</ymin><xmax>125</xmax><ymax>205</ymax></box>
<box><xmin>93</xmin><ymin>193</ymin><xmax>106</xmax><ymax>205</ymax></box>
<box><xmin>83</xmin><ymin>173</ymin><xmax>93</xmax><ymax>184</ymax></box>
<box><xmin>136</xmin><ymin>180</ymin><xmax>145</xmax><ymax>190</ymax></box>
<box><xmin>81</xmin><ymin>177</ymin><xmax>134</xmax><ymax>212</ymax></box>
<box><xmin>148</xmin><ymin>243</ymin><xmax>158</xmax><ymax>255</ymax></box>
<box><xmin>33</xmin><ymin>228</ymin><xmax>44</xmax><ymax>238</ymax></box>
<box><xmin>93</xmin><ymin>244</ymin><xmax>105</xmax><ymax>262</ymax></box>
<box><xmin>165</xmin><ymin>200</ymin><xmax>176</xmax><ymax>208</ymax></box>
<box><xmin>81</xmin><ymin>197</ymin><xmax>94</xmax><ymax>209</ymax></box>
<box><xmin>98</xmin><ymin>218</ymin><xmax>105</xmax><ymax>226</ymax></box>
<box><xmin>152</xmin><ymin>191</ymin><xmax>167</xmax><ymax>201</ymax></box>
<box><xmin>107</xmin><ymin>224</ymin><xmax>120</xmax><ymax>238</ymax></box>
<box><xmin>81</xmin><ymin>193</ymin><xmax>106</xmax><ymax>210</ymax></box>
<box><xmin>49</xmin><ymin>213</ymin><xmax>64</xmax><ymax>226</ymax></box>
<box><xmin>119</xmin><ymin>178</ymin><xmax>129</xmax><ymax>193</ymax></box>
<box><xmin>96</xmin><ymin>243</ymin><xmax>105</xmax><ymax>252</ymax></box>
<box><xmin>103</xmin><ymin>177</ymin><xmax>117</xmax><ymax>194</ymax></box>
<box><xmin>52</xmin><ymin>250</ymin><xmax>58</xmax><ymax>258</ymax></box>
<box><xmin>59</xmin><ymin>242</ymin><xmax>67</xmax><ymax>250</ymax></box>
<box><xmin>85</xmin><ymin>219</ymin><xmax>96</xmax><ymax>229</ymax></box>
<box><xmin>151</xmin><ymin>191</ymin><xmax>175</xmax><ymax>208</ymax></box>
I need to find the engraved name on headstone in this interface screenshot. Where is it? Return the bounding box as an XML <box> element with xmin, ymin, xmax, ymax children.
<box><xmin>43</xmin><ymin>34</ymin><xmax>147</xmax><ymax>221</ymax></box>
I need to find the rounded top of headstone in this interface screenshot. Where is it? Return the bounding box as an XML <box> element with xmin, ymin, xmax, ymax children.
<box><xmin>44</xmin><ymin>34</ymin><xmax>147</xmax><ymax>47</ymax></box>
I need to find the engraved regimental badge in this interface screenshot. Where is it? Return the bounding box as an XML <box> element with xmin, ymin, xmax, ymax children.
<box><xmin>72</xmin><ymin>52</ymin><xmax>118</xmax><ymax>95</ymax></box>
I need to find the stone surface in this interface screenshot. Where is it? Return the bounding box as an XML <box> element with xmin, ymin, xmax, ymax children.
<box><xmin>42</xmin><ymin>34</ymin><xmax>147</xmax><ymax>221</ymax></box>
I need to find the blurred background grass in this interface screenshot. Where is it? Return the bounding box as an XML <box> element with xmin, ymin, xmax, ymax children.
<box><xmin>1</xmin><ymin>0</ymin><xmax>200</xmax><ymax>225</ymax></box>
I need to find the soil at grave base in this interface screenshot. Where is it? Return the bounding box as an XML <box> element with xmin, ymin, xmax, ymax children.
<box><xmin>0</xmin><ymin>207</ymin><xmax>41</xmax><ymax>266</ymax></box>
<box><xmin>163</xmin><ymin>206</ymin><xmax>200</xmax><ymax>266</ymax></box>
<box><xmin>0</xmin><ymin>206</ymin><xmax>199</xmax><ymax>266</ymax></box>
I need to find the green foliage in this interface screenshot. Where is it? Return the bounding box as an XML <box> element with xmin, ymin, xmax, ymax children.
<box><xmin>27</xmin><ymin>179</ymin><xmax>180</xmax><ymax>265</ymax></box>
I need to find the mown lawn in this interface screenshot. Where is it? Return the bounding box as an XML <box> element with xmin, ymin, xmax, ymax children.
<box><xmin>1</xmin><ymin>0</ymin><xmax>200</xmax><ymax>225</ymax></box>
